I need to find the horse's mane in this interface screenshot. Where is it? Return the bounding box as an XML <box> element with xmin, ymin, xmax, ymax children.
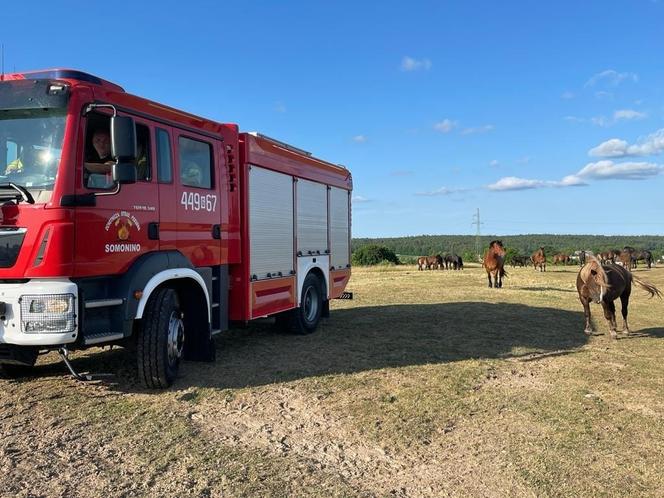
<box><xmin>579</xmin><ymin>254</ymin><xmax>610</xmax><ymax>287</ymax></box>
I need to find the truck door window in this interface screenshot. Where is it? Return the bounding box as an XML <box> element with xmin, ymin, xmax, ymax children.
<box><xmin>84</xmin><ymin>114</ymin><xmax>114</xmax><ymax>189</ymax></box>
<box><xmin>135</xmin><ymin>123</ymin><xmax>151</xmax><ymax>181</ymax></box>
<box><xmin>178</xmin><ymin>136</ymin><xmax>213</xmax><ymax>189</ymax></box>
<box><xmin>156</xmin><ymin>128</ymin><xmax>172</xmax><ymax>183</ymax></box>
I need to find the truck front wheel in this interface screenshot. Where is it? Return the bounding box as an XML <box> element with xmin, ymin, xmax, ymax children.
<box><xmin>0</xmin><ymin>347</ymin><xmax>38</xmax><ymax>379</ymax></box>
<box><xmin>137</xmin><ymin>288</ymin><xmax>184</xmax><ymax>389</ymax></box>
<box><xmin>277</xmin><ymin>273</ymin><xmax>324</xmax><ymax>335</ymax></box>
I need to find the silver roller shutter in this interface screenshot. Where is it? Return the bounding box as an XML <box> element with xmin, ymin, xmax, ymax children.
<box><xmin>329</xmin><ymin>187</ymin><xmax>350</xmax><ymax>270</ymax></box>
<box><xmin>249</xmin><ymin>166</ymin><xmax>294</xmax><ymax>279</ymax></box>
<box><xmin>297</xmin><ymin>179</ymin><xmax>328</xmax><ymax>255</ymax></box>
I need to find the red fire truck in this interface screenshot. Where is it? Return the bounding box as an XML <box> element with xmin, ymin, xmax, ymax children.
<box><xmin>0</xmin><ymin>69</ymin><xmax>352</xmax><ymax>388</ymax></box>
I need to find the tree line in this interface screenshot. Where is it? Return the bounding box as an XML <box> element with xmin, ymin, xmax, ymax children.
<box><xmin>352</xmin><ymin>234</ymin><xmax>664</xmax><ymax>263</ymax></box>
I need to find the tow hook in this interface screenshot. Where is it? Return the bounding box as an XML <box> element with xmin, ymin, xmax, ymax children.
<box><xmin>58</xmin><ymin>347</ymin><xmax>93</xmax><ymax>381</ymax></box>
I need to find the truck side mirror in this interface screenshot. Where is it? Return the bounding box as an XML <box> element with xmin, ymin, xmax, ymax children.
<box><xmin>112</xmin><ymin>162</ymin><xmax>137</xmax><ymax>185</ymax></box>
<box><xmin>110</xmin><ymin>115</ymin><xmax>137</xmax><ymax>162</ymax></box>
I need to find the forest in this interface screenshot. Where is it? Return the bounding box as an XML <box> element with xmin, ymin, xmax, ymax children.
<box><xmin>352</xmin><ymin>234</ymin><xmax>664</xmax><ymax>262</ymax></box>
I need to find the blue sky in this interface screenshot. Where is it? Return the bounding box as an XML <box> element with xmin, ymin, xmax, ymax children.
<box><xmin>3</xmin><ymin>0</ymin><xmax>664</xmax><ymax>236</ymax></box>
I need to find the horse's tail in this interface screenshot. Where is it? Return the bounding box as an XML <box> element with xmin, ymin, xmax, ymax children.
<box><xmin>632</xmin><ymin>275</ymin><xmax>662</xmax><ymax>299</ymax></box>
<box><xmin>500</xmin><ymin>266</ymin><xmax>508</xmax><ymax>278</ymax></box>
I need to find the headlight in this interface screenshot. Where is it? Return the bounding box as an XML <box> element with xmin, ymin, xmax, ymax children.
<box><xmin>20</xmin><ymin>293</ymin><xmax>76</xmax><ymax>334</ymax></box>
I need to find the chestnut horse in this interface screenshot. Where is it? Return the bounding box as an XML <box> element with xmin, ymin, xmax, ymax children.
<box><xmin>553</xmin><ymin>253</ymin><xmax>570</xmax><ymax>265</ymax></box>
<box><xmin>417</xmin><ymin>255</ymin><xmax>442</xmax><ymax>270</ymax></box>
<box><xmin>483</xmin><ymin>240</ymin><xmax>507</xmax><ymax>288</ymax></box>
<box><xmin>577</xmin><ymin>255</ymin><xmax>661</xmax><ymax>338</ymax></box>
<box><xmin>531</xmin><ymin>247</ymin><xmax>546</xmax><ymax>272</ymax></box>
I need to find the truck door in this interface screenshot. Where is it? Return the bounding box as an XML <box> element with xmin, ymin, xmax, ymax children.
<box><xmin>73</xmin><ymin>113</ymin><xmax>160</xmax><ymax>277</ymax></box>
<box><xmin>173</xmin><ymin>133</ymin><xmax>222</xmax><ymax>267</ymax></box>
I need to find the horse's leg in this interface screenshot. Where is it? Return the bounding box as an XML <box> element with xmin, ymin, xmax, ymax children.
<box><xmin>601</xmin><ymin>300</ymin><xmax>617</xmax><ymax>338</ymax></box>
<box><xmin>620</xmin><ymin>293</ymin><xmax>630</xmax><ymax>334</ymax></box>
<box><xmin>580</xmin><ymin>296</ymin><xmax>593</xmax><ymax>334</ymax></box>
<box><xmin>487</xmin><ymin>271</ymin><xmax>493</xmax><ymax>288</ymax></box>
<box><xmin>497</xmin><ymin>270</ymin><xmax>503</xmax><ymax>288</ymax></box>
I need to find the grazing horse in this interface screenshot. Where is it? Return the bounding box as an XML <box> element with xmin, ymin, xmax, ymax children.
<box><xmin>553</xmin><ymin>253</ymin><xmax>570</xmax><ymax>265</ymax></box>
<box><xmin>444</xmin><ymin>254</ymin><xmax>462</xmax><ymax>270</ymax></box>
<box><xmin>483</xmin><ymin>240</ymin><xmax>507</xmax><ymax>288</ymax></box>
<box><xmin>511</xmin><ymin>255</ymin><xmax>530</xmax><ymax>267</ymax></box>
<box><xmin>531</xmin><ymin>247</ymin><xmax>546</xmax><ymax>272</ymax></box>
<box><xmin>576</xmin><ymin>255</ymin><xmax>661</xmax><ymax>338</ymax></box>
<box><xmin>417</xmin><ymin>255</ymin><xmax>441</xmax><ymax>270</ymax></box>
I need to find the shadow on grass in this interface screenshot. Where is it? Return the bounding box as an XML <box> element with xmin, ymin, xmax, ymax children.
<box><xmin>514</xmin><ymin>286</ymin><xmax>577</xmax><ymax>293</ymax></box>
<box><xmin>19</xmin><ymin>302</ymin><xmax>594</xmax><ymax>391</ymax></box>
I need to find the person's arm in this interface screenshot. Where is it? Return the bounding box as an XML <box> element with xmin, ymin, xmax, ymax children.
<box><xmin>84</xmin><ymin>160</ymin><xmax>114</xmax><ymax>173</ymax></box>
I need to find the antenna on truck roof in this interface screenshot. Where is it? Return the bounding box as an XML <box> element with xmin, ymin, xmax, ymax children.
<box><xmin>248</xmin><ymin>132</ymin><xmax>312</xmax><ymax>157</ymax></box>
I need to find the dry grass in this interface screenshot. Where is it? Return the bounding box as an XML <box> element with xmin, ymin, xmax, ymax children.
<box><xmin>2</xmin><ymin>264</ymin><xmax>663</xmax><ymax>497</ymax></box>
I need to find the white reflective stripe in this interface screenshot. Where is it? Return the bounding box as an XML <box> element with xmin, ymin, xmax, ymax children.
<box><xmin>135</xmin><ymin>269</ymin><xmax>210</xmax><ymax>320</ymax></box>
<box><xmin>600</xmin><ymin>287</ymin><xmax>604</xmax><ymax>302</ymax></box>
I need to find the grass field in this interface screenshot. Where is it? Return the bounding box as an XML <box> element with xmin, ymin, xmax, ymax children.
<box><xmin>2</xmin><ymin>264</ymin><xmax>664</xmax><ymax>497</ymax></box>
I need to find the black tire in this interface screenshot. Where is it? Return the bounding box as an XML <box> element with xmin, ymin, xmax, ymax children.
<box><xmin>278</xmin><ymin>273</ymin><xmax>324</xmax><ymax>335</ymax></box>
<box><xmin>136</xmin><ymin>288</ymin><xmax>184</xmax><ymax>389</ymax></box>
<box><xmin>0</xmin><ymin>363</ymin><xmax>34</xmax><ymax>379</ymax></box>
<box><xmin>0</xmin><ymin>348</ymin><xmax>38</xmax><ymax>379</ymax></box>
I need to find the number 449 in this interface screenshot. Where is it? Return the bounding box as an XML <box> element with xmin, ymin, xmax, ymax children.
<box><xmin>180</xmin><ymin>191</ymin><xmax>217</xmax><ymax>212</ymax></box>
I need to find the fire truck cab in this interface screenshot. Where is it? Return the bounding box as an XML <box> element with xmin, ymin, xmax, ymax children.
<box><xmin>0</xmin><ymin>69</ymin><xmax>352</xmax><ymax>388</ymax></box>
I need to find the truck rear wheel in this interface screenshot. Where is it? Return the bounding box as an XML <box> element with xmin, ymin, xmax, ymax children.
<box><xmin>137</xmin><ymin>288</ymin><xmax>184</xmax><ymax>389</ymax></box>
<box><xmin>277</xmin><ymin>273</ymin><xmax>324</xmax><ymax>335</ymax></box>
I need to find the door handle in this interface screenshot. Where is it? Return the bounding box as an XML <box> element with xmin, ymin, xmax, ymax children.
<box><xmin>212</xmin><ymin>224</ymin><xmax>221</xmax><ymax>239</ymax></box>
<box><xmin>148</xmin><ymin>222</ymin><xmax>160</xmax><ymax>240</ymax></box>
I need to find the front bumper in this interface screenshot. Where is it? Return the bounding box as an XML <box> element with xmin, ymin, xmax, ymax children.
<box><xmin>0</xmin><ymin>279</ymin><xmax>78</xmax><ymax>346</ymax></box>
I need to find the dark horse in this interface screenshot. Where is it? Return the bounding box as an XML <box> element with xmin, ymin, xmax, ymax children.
<box><xmin>623</xmin><ymin>246</ymin><xmax>653</xmax><ymax>269</ymax></box>
<box><xmin>444</xmin><ymin>254</ymin><xmax>463</xmax><ymax>270</ymax></box>
<box><xmin>483</xmin><ymin>240</ymin><xmax>506</xmax><ymax>288</ymax></box>
<box><xmin>576</xmin><ymin>255</ymin><xmax>661</xmax><ymax>338</ymax></box>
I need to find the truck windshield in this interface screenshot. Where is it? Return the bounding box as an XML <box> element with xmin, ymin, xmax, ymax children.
<box><xmin>0</xmin><ymin>109</ymin><xmax>66</xmax><ymax>197</ymax></box>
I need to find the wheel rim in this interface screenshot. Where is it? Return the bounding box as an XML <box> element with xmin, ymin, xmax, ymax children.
<box><xmin>303</xmin><ymin>285</ymin><xmax>319</xmax><ymax>323</ymax></box>
<box><xmin>167</xmin><ymin>311</ymin><xmax>184</xmax><ymax>365</ymax></box>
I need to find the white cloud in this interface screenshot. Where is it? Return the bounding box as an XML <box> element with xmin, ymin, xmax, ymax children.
<box><xmin>415</xmin><ymin>186</ymin><xmax>466</xmax><ymax>196</ymax></box>
<box><xmin>517</xmin><ymin>156</ymin><xmax>531</xmax><ymax>164</ymax></box>
<box><xmin>352</xmin><ymin>195</ymin><xmax>371</xmax><ymax>203</ymax></box>
<box><xmin>487</xmin><ymin>177</ymin><xmax>547</xmax><ymax>191</ymax></box>
<box><xmin>591</xmin><ymin>116</ymin><xmax>611</xmax><ymax>127</ymax></box>
<box><xmin>613</xmin><ymin>109</ymin><xmax>647</xmax><ymax>122</ymax></box>
<box><xmin>461</xmin><ymin>124</ymin><xmax>494</xmax><ymax>135</ymax></box>
<box><xmin>573</xmin><ymin>109</ymin><xmax>647</xmax><ymax>128</ymax></box>
<box><xmin>401</xmin><ymin>56</ymin><xmax>432</xmax><ymax>72</ymax></box>
<box><xmin>575</xmin><ymin>160</ymin><xmax>663</xmax><ymax>180</ymax></box>
<box><xmin>434</xmin><ymin>119</ymin><xmax>457</xmax><ymax>133</ymax></box>
<box><xmin>489</xmin><ymin>159</ymin><xmax>500</xmax><ymax>167</ymax></box>
<box><xmin>488</xmin><ymin>175</ymin><xmax>588</xmax><ymax>191</ymax></box>
<box><xmin>585</xmin><ymin>69</ymin><xmax>639</xmax><ymax>87</ymax></box>
<box><xmin>588</xmin><ymin>138</ymin><xmax>629</xmax><ymax>157</ymax></box>
<box><xmin>561</xmin><ymin>91</ymin><xmax>575</xmax><ymax>100</ymax></box>
<box><xmin>352</xmin><ymin>135</ymin><xmax>368</xmax><ymax>143</ymax></box>
<box><xmin>589</xmin><ymin>128</ymin><xmax>664</xmax><ymax>157</ymax></box>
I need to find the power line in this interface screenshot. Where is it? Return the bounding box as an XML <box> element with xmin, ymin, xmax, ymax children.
<box><xmin>471</xmin><ymin>208</ymin><xmax>484</xmax><ymax>259</ymax></box>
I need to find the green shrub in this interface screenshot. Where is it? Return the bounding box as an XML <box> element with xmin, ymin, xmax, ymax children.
<box><xmin>352</xmin><ymin>244</ymin><xmax>400</xmax><ymax>266</ymax></box>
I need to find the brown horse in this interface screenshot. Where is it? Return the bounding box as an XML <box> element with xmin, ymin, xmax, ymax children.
<box><xmin>552</xmin><ymin>253</ymin><xmax>570</xmax><ymax>265</ymax></box>
<box><xmin>577</xmin><ymin>255</ymin><xmax>661</xmax><ymax>338</ymax></box>
<box><xmin>417</xmin><ymin>255</ymin><xmax>441</xmax><ymax>270</ymax></box>
<box><xmin>483</xmin><ymin>240</ymin><xmax>507</xmax><ymax>288</ymax></box>
<box><xmin>531</xmin><ymin>247</ymin><xmax>546</xmax><ymax>272</ymax></box>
